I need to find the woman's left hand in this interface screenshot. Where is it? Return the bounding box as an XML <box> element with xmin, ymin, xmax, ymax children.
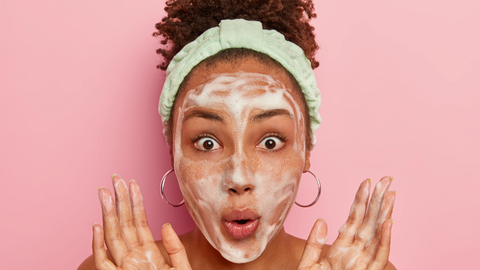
<box><xmin>297</xmin><ymin>176</ymin><xmax>396</xmax><ymax>270</ymax></box>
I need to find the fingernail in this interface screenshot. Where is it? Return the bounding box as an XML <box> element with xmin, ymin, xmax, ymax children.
<box><xmin>163</xmin><ymin>223</ymin><xmax>171</xmax><ymax>228</ymax></box>
<box><xmin>98</xmin><ymin>186</ymin><xmax>104</xmax><ymax>190</ymax></box>
<box><xmin>92</xmin><ymin>223</ymin><xmax>96</xmax><ymax>227</ymax></box>
<box><xmin>394</xmin><ymin>191</ymin><xmax>397</xmax><ymax>195</ymax></box>
<box><xmin>390</xmin><ymin>176</ymin><xmax>394</xmax><ymax>180</ymax></box>
<box><xmin>391</xmin><ymin>219</ymin><xmax>394</xmax><ymax>223</ymax></box>
<box><xmin>366</xmin><ymin>178</ymin><xmax>371</xmax><ymax>183</ymax></box>
<box><xmin>129</xmin><ymin>179</ymin><xmax>135</xmax><ymax>184</ymax></box>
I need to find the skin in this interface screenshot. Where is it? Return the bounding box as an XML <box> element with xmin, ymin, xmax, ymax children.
<box><xmin>78</xmin><ymin>57</ymin><xmax>397</xmax><ymax>270</ymax></box>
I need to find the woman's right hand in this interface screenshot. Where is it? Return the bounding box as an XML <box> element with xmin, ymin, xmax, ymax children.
<box><xmin>92</xmin><ymin>175</ymin><xmax>192</xmax><ymax>270</ymax></box>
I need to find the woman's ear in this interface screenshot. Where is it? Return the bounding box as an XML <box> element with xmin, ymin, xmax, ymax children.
<box><xmin>303</xmin><ymin>149</ymin><xmax>311</xmax><ymax>172</ymax></box>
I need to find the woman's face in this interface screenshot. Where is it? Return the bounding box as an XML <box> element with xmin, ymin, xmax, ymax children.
<box><xmin>171</xmin><ymin>58</ymin><xmax>310</xmax><ymax>263</ymax></box>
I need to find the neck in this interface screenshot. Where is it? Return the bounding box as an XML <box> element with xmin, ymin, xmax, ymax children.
<box><xmin>183</xmin><ymin>226</ymin><xmax>300</xmax><ymax>270</ymax></box>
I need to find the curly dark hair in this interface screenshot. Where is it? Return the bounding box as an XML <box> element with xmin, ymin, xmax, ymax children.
<box><xmin>153</xmin><ymin>0</ymin><xmax>319</xmax><ymax>70</ymax></box>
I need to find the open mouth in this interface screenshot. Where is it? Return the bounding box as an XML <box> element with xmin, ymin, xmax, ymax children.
<box><xmin>236</xmin><ymin>219</ymin><xmax>249</xmax><ymax>224</ymax></box>
<box><xmin>222</xmin><ymin>209</ymin><xmax>260</xmax><ymax>239</ymax></box>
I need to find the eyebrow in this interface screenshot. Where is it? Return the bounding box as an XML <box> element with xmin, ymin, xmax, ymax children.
<box><xmin>184</xmin><ymin>109</ymin><xmax>224</xmax><ymax>122</ymax></box>
<box><xmin>251</xmin><ymin>109</ymin><xmax>293</xmax><ymax>123</ymax></box>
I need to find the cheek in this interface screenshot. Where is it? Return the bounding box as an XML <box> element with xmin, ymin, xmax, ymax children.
<box><xmin>175</xmin><ymin>158</ymin><xmax>226</xmax><ymax>210</ymax></box>
<box><xmin>255</xmin><ymin>154</ymin><xmax>304</xmax><ymax>223</ymax></box>
<box><xmin>174</xmin><ymin>157</ymin><xmax>232</xmax><ymax>248</ymax></box>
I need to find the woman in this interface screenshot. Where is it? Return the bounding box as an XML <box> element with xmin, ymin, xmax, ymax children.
<box><xmin>79</xmin><ymin>1</ymin><xmax>396</xmax><ymax>269</ymax></box>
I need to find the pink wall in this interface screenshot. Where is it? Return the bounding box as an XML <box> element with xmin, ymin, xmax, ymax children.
<box><xmin>1</xmin><ymin>0</ymin><xmax>479</xmax><ymax>269</ymax></box>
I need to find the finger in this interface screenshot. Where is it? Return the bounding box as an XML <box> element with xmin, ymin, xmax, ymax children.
<box><xmin>129</xmin><ymin>179</ymin><xmax>155</xmax><ymax>245</ymax></box>
<box><xmin>112</xmin><ymin>175</ymin><xmax>139</xmax><ymax>249</ymax></box>
<box><xmin>162</xmin><ymin>223</ymin><xmax>192</xmax><ymax>270</ymax></box>
<box><xmin>92</xmin><ymin>223</ymin><xmax>117</xmax><ymax>270</ymax></box>
<box><xmin>337</xmin><ymin>179</ymin><xmax>370</xmax><ymax>243</ymax></box>
<box><xmin>365</xmin><ymin>190</ymin><xmax>396</xmax><ymax>256</ymax></box>
<box><xmin>355</xmin><ymin>176</ymin><xmax>393</xmax><ymax>246</ymax></box>
<box><xmin>99</xmin><ymin>187</ymin><xmax>128</xmax><ymax>265</ymax></box>
<box><xmin>368</xmin><ymin>219</ymin><xmax>393</xmax><ymax>270</ymax></box>
<box><xmin>297</xmin><ymin>218</ymin><xmax>328</xmax><ymax>269</ymax></box>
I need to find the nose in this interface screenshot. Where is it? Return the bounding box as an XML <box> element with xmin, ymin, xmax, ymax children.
<box><xmin>223</xmin><ymin>155</ymin><xmax>255</xmax><ymax>195</ymax></box>
<box><xmin>229</xmin><ymin>183</ymin><xmax>254</xmax><ymax>195</ymax></box>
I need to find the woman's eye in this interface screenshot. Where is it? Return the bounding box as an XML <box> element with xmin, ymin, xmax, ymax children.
<box><xmin>257</xmin><ymin>137</ymin><xmax>285</xmax><ymax>150</ymax></box>
<box><xmin>195</xmin><ymin>137</ymin><xmax>222</xmax><ymax>151</ymax></box>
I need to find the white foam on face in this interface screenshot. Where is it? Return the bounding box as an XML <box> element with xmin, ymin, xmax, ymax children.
<box><xmin>173</xmin><ymin>71</ymin><xmax>306</xmax><ymax>263</ymax></box>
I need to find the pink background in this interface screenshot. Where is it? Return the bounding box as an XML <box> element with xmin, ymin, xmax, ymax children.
<box><xmin>1</xmin><ymin>0</ymin><xmax>479</xmax><ymax>269</ymax></box>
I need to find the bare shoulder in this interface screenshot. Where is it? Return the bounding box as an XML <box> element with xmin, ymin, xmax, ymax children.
<box><xmin>385</xmin><ymin>261</ymin><xmax>397</xmax><ymax>270</ymax></box>
<box><xmin>77</xmin><ymin>254</ymin><xmax>95</xmax><ymax>270</ymax></box>
<box><xmin>285</xmin><ymin>233</ymin><xmax>307</xmax><ymax>263</ymax></box>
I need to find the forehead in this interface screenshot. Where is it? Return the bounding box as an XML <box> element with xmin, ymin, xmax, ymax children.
<box><xmin>192</xmin><ymin>71</ymin><xmax>285</xmax><ymax>95</ymax></box>
<box><xmin>183</xmin><ymin>72</ymin><xmax>296</xmax><ymax>115</ymax></box>
<box><xmin>174</xmin><ymin>58</ymin><xmax>305</xmax><ymax>116</ymax></box>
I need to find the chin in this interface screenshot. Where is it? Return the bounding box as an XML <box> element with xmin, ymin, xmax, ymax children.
<box><xmin>215</xmin><ymin>227</ymin><xmax>278</xmax><ymax>263</ymax></box>
<box><xmin>220</xmin><ymin>248</ymin><xmax>263</xmax><ymax>264</ymax></box>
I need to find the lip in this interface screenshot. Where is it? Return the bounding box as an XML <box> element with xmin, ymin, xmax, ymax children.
<box><xmin>222</xmin><ymin>209</ymin><xmax>260</xmax><ymax>239</ymax></box>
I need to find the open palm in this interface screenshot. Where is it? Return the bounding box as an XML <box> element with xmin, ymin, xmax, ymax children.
<box><xmin>92</xmin><ymin>175</ymin><xmax>191</xmax><ymax>270</ymax></box>
<box><xmin>298</xmin><ymin>176</ymin><xmax>395</xmax><ymax>270</ymax></box>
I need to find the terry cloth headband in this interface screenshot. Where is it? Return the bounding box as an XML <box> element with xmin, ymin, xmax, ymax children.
<box><xmin>159</xmin><ymin>18</ymin><xmax>322</xmax><ymax>146</ymax></box>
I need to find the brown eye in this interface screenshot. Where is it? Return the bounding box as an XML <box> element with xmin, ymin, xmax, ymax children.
<box><xmin>257</xmin><ymin>137</ymin><xmax>284</xmax><ymax>151</ymax></box>
<box><xmin>265</xmin><ymin>139</ymin><xmax>276</xmax><ymax>149</ymax></box>
<box><xmin>203</xmin><ymin>140</ymin><xmax>214</xmax><ymax>150</ymax></box>
<box><xmin>195</xmin><ymin>137</ymin><xmax>222</xmax><ymax>151</ymax></box>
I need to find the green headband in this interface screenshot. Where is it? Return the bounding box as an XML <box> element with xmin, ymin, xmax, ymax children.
<box><xmin>159</xmin><ymin>19</ymin><xmax>321</xmax><ymax>146</ymax></box>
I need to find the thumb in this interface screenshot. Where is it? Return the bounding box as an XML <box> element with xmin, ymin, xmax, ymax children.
<box><xmin>161</xmin><ymin>223</ymin><xmax>192</xmax><ymax>270</ymax></box>
<box><xmin>297</xmin><ymin>218</ymin><xmax>328</xmax><ymax>270</ymax></box>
